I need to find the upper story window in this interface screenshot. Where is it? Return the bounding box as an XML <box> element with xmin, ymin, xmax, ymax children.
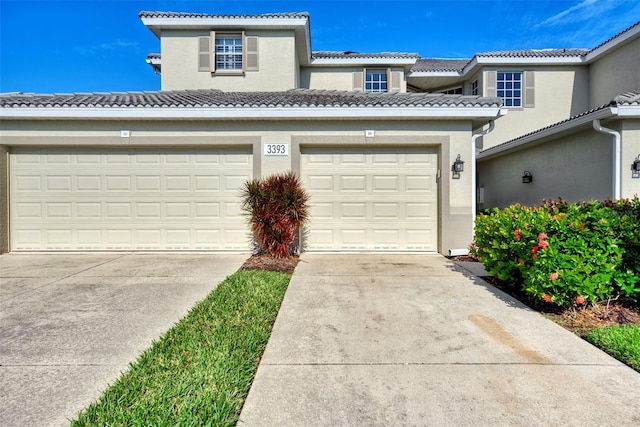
<box><xmin>365</xmin><ymin>70</ymin><xmax>387</xmax><ymax>93</ymax></box>
<box><xmin>442</xmin><ymin>87</ymin><xmax>462</xmax><ymax>95</ymax></box>
<box><xmin>497</xmin><ymin>72</ymin><xmax>522</xmax><ymax>107</ymax></box>
<box><xmin>471</xmin><ymin>79</ymin><xmax>478</xmax><ymax>96</ymax></box>
<box><xmin>215</xmin><ymin>35</ymin><xmax>243</xmax><ymax>71</ymax></box>
<box><xmin>198</xmin><ymin>32</ymin><xmax>259</xmax><ymax>74</ymax></box>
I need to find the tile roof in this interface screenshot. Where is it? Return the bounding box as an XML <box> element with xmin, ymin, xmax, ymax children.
<box><xmin>138</xmin><ymin>11</ymin><xmax>309</xmax><ymax>19</ymax></box>
<box><xmin>479</xmin><ymin>90</ymin><xmax>640</xmax><ymax>156</ymax></box>
<box><xmin>312</xmin><ymin>51</ymin><xmax>420</xmax><ymax>60</ymax></box>
<box><xmin>146</xmin><ymin>53</ymin><xmax>161</xmax><ymax>60</ymax></box>
<box><xmin>475</xmin><ymin>48</ymin><xmax>589</xmax><ymax>58</ymax></box>
<box><xmin>0</xmin><ymin>89</ymin><xmax>502</xmax><ymax>109</ymax></box>
<box><xmin>613</xmin><ymin>90</ymin><xmax>640</xmax><ymax>105</ymax></box>
<box><xmin>589</xmin><ymin>21</ymin><xmax>640</xmax><ymax>53</ymax></box>
<box><xmin>411</xmin><ymin>58</ymin><xmax>470</xmax><ymax>72</ymax></box>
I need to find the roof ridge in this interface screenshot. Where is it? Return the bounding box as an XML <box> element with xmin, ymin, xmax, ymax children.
<box><xmin>138</xmin><ymin>10</ymin><xmax>310</xmax><ymax>19</ymax></box>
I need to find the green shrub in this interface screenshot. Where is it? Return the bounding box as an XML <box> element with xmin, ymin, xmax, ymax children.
<box><xmin>241</xmin><ymin>171</ymin><xmax>310</xmax><ymax>257</ymax></box>
<box><xmin>472</xmin><ymin>199</ymin><xmax>640</xmax><ymax>308</ymax></box>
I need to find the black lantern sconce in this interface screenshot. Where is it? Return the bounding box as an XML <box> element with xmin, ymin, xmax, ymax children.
<box><xmin>451</xmin><ymin>154</ymin><xmax>464</xmax><ymax>179</ymax></box>
<box><xmin>632</xmin><ymin>155</ymin><xmax>640</xmax><ymax>179</ymax></box>
<box><xmin>522</xmin><ymin>171</ymin><xmax>533</xmax><ymax>184</ymax></box>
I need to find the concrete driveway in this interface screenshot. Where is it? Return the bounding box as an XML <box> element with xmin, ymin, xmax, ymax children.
<box><xmin>0</xmin><ymin>253</ymin><xmax>247</xmax><ymax>427</ymax></box>
<box><xmin>239</xmin><ymin>254</ymin><xmax>640</xmax><ymax>426</ymax></box>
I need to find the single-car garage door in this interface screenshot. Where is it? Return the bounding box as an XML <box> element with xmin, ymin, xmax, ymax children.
<box><xmin>10</xmin><ymin>147</ymin><xmax>252</xmax><ymax>251</ymax></box>
<box><xmin>301</xmin><ymin>146</ymin><xmax>438</xmax><ymax>252</ymax></box>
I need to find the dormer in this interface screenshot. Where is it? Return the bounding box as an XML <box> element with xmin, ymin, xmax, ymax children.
<box><xmin>302</xmin><ymin>51</ymin><xmax>419</xmax><ymax>93</ymax></box>
<box><xmin>140</xmin><ymin>11</ymin><xmax>312</xmax><ymax>91</ymax></box>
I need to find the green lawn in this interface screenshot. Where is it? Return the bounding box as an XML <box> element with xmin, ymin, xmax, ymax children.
<box><xmin>585</xmin><ymin>324</ymin><xmax>640</xmax><ymax>372</ymax></box>
<box><xmin>71</xmin><ymin>269</ymin><xmax>290</xmax><ymax>427</ymax></box>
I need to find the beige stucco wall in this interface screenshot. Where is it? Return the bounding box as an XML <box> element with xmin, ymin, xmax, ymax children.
<box><xmin>0</xmin><ymin>118</ymin><xmax>476</xmax><ymax>255</ymax></box>
<box><xmin>301</xmin><ymin>67</ymin><xmax>407</xmax><ymax>92</ymax></box>
<box><xmin>621</xmin><ymin>119</ymin><xmax>640</xmax><ymax>198</ymax></box>
<box><xmin>300</xmin><ymin>67</ymin><xmax>360</xmax><ymax>91</ymax></box>
<box><xmin>481</xmin><ymin>66</ymin><xmax>589</xmax><ymax>149</ymax></box>
<box><xmin>0</xmin><ymin>144</ymin><xmax>8</xmax><ymax>253</ymax></box>
<box><xmin>478</xmin><ymin>126</ymin><xmax>623</xmax><ymax>208</ymax></box>
<box><xmin>589</xmin><ymin>37</ymin><xmax>640</xmax><ymax>108</ymax></box>
<box><xmin>160</xmin><ymin>30</ymin><xmax>298</xmax><ymax>91</ymax></box>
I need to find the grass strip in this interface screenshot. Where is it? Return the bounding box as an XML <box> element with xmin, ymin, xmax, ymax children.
<box><xmin>71</xmin><ymin>269</ymin><xmax>290</xmax><ymax>427</ymax></box>
<box><xmin>584</xmin><ymin>324</ymin><xmax>640</xmax><ymax>372</ymax></box>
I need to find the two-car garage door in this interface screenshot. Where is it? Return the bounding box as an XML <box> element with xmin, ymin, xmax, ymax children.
<box><xmin>9</xmin><ymin>147</ymin><xmax>253</xmax><ymax>251</ymax></box>
<box><xmin>9</xmin><ymin>146</ymin><xmax>438</xmax><ymax>252</ymax></box>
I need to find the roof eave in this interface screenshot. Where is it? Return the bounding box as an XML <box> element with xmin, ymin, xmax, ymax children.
<box><xmin>0</xmin><ymin>106</ymin><xmax>504</xmax><ymax>121</ymax></box>
<box><xmin>474</xmin><ymin>56</ymin><xmax>585</xmax><ymax>65</ymax></box>
<box><xmin>140</xmin><ymin>16</ymin><xmax>310</xmax><ymax>38</ymax></box>
<box><xmin>310</xmin><ymin>58</ymin><xmax>418</xmax><ymax>67</ymax></box>
<box><xmin>586</xmin><ymin>22</ymin><xmax>640</xmax><ymax>62</ymax></box>
<box><xmin>477</xmin><ymin>107</ymin><xmax>617</xmax><ymax>160</ymax></box>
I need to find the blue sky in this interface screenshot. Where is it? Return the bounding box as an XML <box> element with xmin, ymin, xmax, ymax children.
<box><xmin>1</xmin><ymin>0</ymin><xmax>638</xmax><ymax>93</ymax></box>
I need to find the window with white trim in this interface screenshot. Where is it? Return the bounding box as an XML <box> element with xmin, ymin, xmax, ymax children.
<box><xmin>215</xmin><ymin>35</ymin><xmax>243</xmax><ymax>71</ymax></box>
<box><xmin>497</xmin><ymin>72</ymin><xmax>522</xmax><ymax>107</ymax></box>
<box><xmin>365</xmin><ymin>70</ymin><xmax>387</xmax><ymax>93</ymax></box>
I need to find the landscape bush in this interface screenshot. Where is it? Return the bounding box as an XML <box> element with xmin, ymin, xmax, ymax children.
<box><xmin>241</xmin><ymin>171</ymin><xmax>310</xmax><ymax>257</ymax></box>
<box><xmin>472</xmin><ymin>197</ymin><xmax>640</xmax><ymax>308</ymax></box>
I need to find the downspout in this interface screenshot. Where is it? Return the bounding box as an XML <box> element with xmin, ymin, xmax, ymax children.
<box><xmin>593</xmin><ymin>119</ymin><xmax>621</xmax><ymax>200</ymax></box>
<box><xmin>471</xmin><ymin>120</ymin><xmax>495</xmax><ymax>223</ymax></box>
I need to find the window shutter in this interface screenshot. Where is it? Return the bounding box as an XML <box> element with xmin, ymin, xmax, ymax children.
<box><xmin>245</xmin><ymin>35</ymin><xmax>259</xmax><ymax>71</ymax></box>
<box><xmin>352</xmin><ymin>72</ymin><xmax>364</xmax><ymax>91</ymax></box>
<box><xmin>485</xmin><ymin>71</ymin><xmax>496</xmax><ymax>97</ymax></box>
<box><xmin>198</xmin><ymin>32</ymin><xmax>214</xmax><ymax>72</ymax></box>
<box><xmin>523</xmin><ymin>71</ymin><xmax>535</xmax><ymax>108</ymax></box>
<box><xmin>389</xmin><ymin>70</ymin><xmax>402</xmax><ymax>93</ymax></box>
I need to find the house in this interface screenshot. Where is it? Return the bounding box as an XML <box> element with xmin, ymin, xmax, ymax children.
<box><xmin>0</xmin><ymin>11</ymin><xmax>504</xmax><ymax>255</ymax></box>
<box><xmin>0</xmin><ymin>11</ymin><xmax>637</xmax><ymax>255</ymax></box>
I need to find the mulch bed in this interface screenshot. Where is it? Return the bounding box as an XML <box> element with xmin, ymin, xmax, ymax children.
<box><xmin>448</xmin><ymin>255</ymin><xmax>640</xmax><ymax>333</ymax></box>
<box><xmin>240</xmin><ymin>254</ymin><xmax>300</xmax><ymax>274</ymax></box>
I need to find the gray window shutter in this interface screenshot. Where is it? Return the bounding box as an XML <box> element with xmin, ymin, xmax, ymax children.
<box><xmin>198</xmin><ymin>32</ymin><xmax>213</xmax><ymax>72</ymax></box>
<box><xmin>485</xmin><ymin>71</ymin><xmax>496</xmax><ymax>97</ymax></box>
<box><xmin>523</xmin><ymin>71</ymin><xmax>535</xmax><ymax>108</ymax></box>
<box><xmin>389</xmin><ymin>70</ymin><xmax>402</xmax><ymax>92</ymax></box>
<box><xmin>245</xmin><ymin>35</ymin><xmax>259</xmax><ymax>71</ymax></box>
<box><xmin>352</xmin><ymin>72</ymin><xmax>364</xmax><ymax>91</ymax></box>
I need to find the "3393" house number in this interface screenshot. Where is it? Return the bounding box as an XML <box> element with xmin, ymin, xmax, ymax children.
<box><xmin>264</xmin><ymin>143</ymin><xmax>288</xmax><ymax>156</ymax></box>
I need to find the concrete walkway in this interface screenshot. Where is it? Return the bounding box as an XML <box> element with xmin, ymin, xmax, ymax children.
<box><xmin>0</xmin><ymin>253</ymin><xmax>247</xmax><ymax>427</ymax></box>
<box><xmin>239</xmin><ymin>254</ymin><xmax>640</xmax><ymax>426</ymax></box>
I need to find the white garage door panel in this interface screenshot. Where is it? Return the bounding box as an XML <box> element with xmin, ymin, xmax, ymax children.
<box><xmin>302</xmin><ymin>147</ymin><xmax>438</xmax><ymax>252</ymax></box>
<box><xmin>10</xmin><ymin>148</ymin><xmax>252</xmax><ymax>251</ymax></box>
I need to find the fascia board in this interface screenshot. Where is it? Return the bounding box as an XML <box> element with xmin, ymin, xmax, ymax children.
<box><xmin>0</xmin><ymin>107</ymin><xmax>503</xmax><ymax>120</ymax></box>
<box><xmin>310</xmin><ymin>58</ymin><xmax>418</xmax><ymax>66</ymax></box>
<box><xmin>615</xmin><ymin>106</ymin><xmax>640</xmax><ymax>117</ymax></box>
<box><xmin>477</xmin><ymin>108</ymin><xmax>616</xmax><ymax>160</ymax></box>
<box><xmin>141</xmin><ymin>16</ymin><xmax>309</xmax><ymax>29</ymax></box>
<box><xmin>407</xmin><ymin>71</ymin><xmax>463</xmax><ymax>78</ymax></box>
<box><xmin>141</xmin><ymin>16</ymin><xmax>309</xmax><ymax>38</ymax></box>
<box><xmin>586</xmin><ymin>24</ymin><xmax>640</xmax><ymax>62</ymax></box>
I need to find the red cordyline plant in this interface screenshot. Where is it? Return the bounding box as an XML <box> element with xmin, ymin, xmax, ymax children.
<box><xmin>241</xmin><ymin>171</ymin><xmax>310</xmax><ymax>258</ymax></box>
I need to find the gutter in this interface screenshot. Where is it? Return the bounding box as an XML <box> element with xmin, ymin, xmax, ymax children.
<box><xmin>593</xmin><ymin>119</ymin><xmax>621</xmax><ymax>200</ymax></box>
<box><xmin>471</xmin><ymin>120</ymin><xmax>495</xmax><ymax>222</ymax></box>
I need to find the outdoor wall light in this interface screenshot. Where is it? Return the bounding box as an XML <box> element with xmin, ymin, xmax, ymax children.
<box><xmin>522</xmin><ymin>171</ymin><xmax>533</xmax><ymax>184</ymax></box>
<box><xmin>632</xmin><ymin>155</ymin><xmax>640</xmax><ymax>179</ymax></box>
<box><xmin>452</xmin><ymin>154</ymin><xmax>465</xmax><ymax>179</ymax></box>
